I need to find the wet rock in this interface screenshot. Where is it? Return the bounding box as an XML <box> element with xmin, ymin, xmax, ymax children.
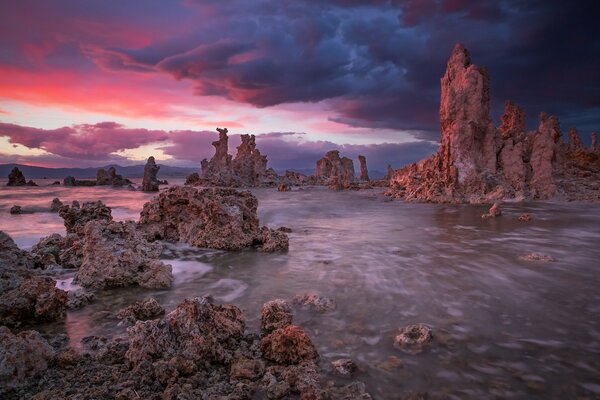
<box><xmin>261</xmin><ymin>299</ymin><xmax>294</xmax><ymax>335</ymax></box>
<box><xmin>0</xmin><ymin>275</ymin><xmax>68</xmax><ymax>327</ymax></box>
<box><xmin>375</xmin><ymin>355</ymin><xmax>404</xmax><ymax>371</ymax></box>
<box><xmin>96</xmin><ymin>166</ymin><xmax>131</xmax><ymax>186</ymax></box>
<box><xmin>63</xmin><ymin>176</ymin><xmax>96</xmax><ymax>186</ymax></box>
<box><xmin>142</xmin><ymin>156</ymin><xmax>160</xmax><ymax>192</ymax></box>
<box><xmin>117</xmin><ymin>297</ymin><xmax>165</xmax><ymax>326</ymax></box>
<box><xmin>261</xmin><ymin>325</ymin><xmax>319</xmax><ymax>364</ymax></box>
<box><xmin>7</xmin><ymin>167</ymin><xmax>27</xmax><ymax>186</ymax></box>
<box><xmin>358</xmin><ymin>155</ymin><xmax>370</xmax><ymax>181</ymax></box>
<box><xmin>31</xmin><ymin>233</ymin><xmax>83</xmax><ymax>270</ymax></box>
<box><xmin>0</xmin><ymin>326</ymin><xmax>54</xmax><ymax>391</ymax></box>
<box><xmin>277</xmin><ymin>226</ymin><xmax>292</xmax><ymax>233</ymax></box>
<box><xmin>138</xmin><ymin>186</ymin><xmax>289</xmax><ymax>252</ymax></box>
<box><xmin>125</xmin><ymin>297</ymin><xmax>245</xmax><ymax>370</ymax></box>
<box><xmin>50</xmin><ymin>197</ymin><xmax>63</xmax><ymax>212</ymax></box>
<box><xmin>277</xmin><ymin>183</ymin><xmax>291</xmax><ymax>192</ymax></box>
<box><xmin>0</xmin><ymin>230</ymin><xmax>34</xmax><ymax>270</ymax></box>
<box><xmin>59</xmin><ymin>200</ymin><xmax>112</xmax><ymax>234</ymax></box>
<box><xmin>519</xmin><ymin>253</ymin><xmax>556</xmax><ymax>262</ymax></box>
<box><xmin>75</xmin><ymin>220</ymin><xmax>173</xmax><ymax>289</ymax></box>
<box><xmin>518</xmin><ymin>213</ymin><xmax>532</xmax><ymax>222</ymax></box>
<box><xmin>393</xmin><ymin>324</ymin><xmax>433</xmax><ymax>355</ymax></box>
<box><xmin>9</xmin><ymin>205</ymin><xmax>21</xmax><ymax>214</ymax></box>
<box><xmin>331</xmin><ymin>358</ymin><xmax>358</xmax><ymax>376</ymax></box>
<box><xmin>481</xmin><ymin>202</ymin><xmax>502</xmax><ymax>219</ymax></box>
<box><xmin>230</xmin><ymin>357</ymin><xmax>265</xmax><ymax>380</ymax></box>
<box><xmin>292</xmin><ymin>292</ymin><xmax>337</xmax><ymax>313</ymax></box>
<box><xmin>592</xmin><ymin>132</ymin><xmax>599</xmax><ymax>154</ymax></box>
<box><xmin>67</xmin><ymin>288</ymin><xmax>96</xmax><ymax>310</ymax></box>
<box><xmin>313</xmin><ymin>150</ymin><xmax>356</xmax><ymax>189</ymax></box>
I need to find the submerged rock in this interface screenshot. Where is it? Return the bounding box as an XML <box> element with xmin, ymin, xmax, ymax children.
<box><xmin>261</xmin><ymin>299</ymin><xmax>294</xmax><ymax>335</ymax></box>
<box><xmin>331</xmin><ymin>358</ymin><xmax>358</xmax><ymax>376</ymax></box>
<box><xmin>59</xmin><ymin>200</ymin><xmax>112</xmax><ymax>234</ymax></box>
<box><xmin>261</xmin><ymin>325</ymin><xmax>319</xmax><ymax>364</ymax></box>
<box><xmin>277</xmin><ymin>183</ymin><xmax>291</xmax><ymax>192</ymax></box>
<box><xmin>142</xmin><ymin>156</ymin><xmax>160</xmax><ymax>192</ymax></box>
<box><xmin>518</xmin><ymin>213</ymin><xmax>532</xmax><ymax>222</ymax></box>
<box><xmin>117</xmin><ymin>297</ymin><xmax>165</xmax><ymax>326</ymax></box>
<box><xmin>481</xmin><ymin>202</ymin><xmax>502</xmax><ymax>219</ymax></box>
<box><xmin>75</xmin><ymin>220</ymin><xmax>173</xmax><ymax>289</ymax></box>
<box><xmin>138</xmin><ymin>186</ymin><xmax>289</xmax><ymax>252</ymax></box>
<box><xmin>519</xmin><ymin>253</ymin><xmax>556</xmax><ymax>262</ymax></box>
<box><xmin>0</xmin><ymin>326</ymin><xmax>54</xmax><ymax>391</ymax></box>
<box><xmin>393</xmin><ymin>324</ymin><xmax>433</xmax><ymax>355</ymax></box>
<box><xmin>292</xmin><ymin>292</ymin><xmax>337</xmax><ymax>313</ymax></box>
<box><xmin>67</xmin><ymin>288</ymin><xmax>96</xmax><ymax>310</ymax></box>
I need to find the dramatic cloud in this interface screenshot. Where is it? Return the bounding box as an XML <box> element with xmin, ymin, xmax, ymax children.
<box><xmin>0</xmin><ymin>122</ymin><xmax>168</xmax><ymax>160</ymax></box>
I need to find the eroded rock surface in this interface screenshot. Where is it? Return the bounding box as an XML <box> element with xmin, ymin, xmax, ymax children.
<box><xmin>358</xmin><ymin>155</ymin><xmax>370</xmax><ymax>181</ymax></box>
<box><xmin>50</xmin><ymin>197</ymin><xmax>63</xmax><ymax>212</ymax></box>
<box><xmin>7</xmin><ymin>167</ymin><xmax>27</xmax><ymax>186</ymax></box>
<box><xmin>142</xmin><ymin>156</ymin><xmax>160</xmax><ymax>192</ymax></box>
<box><xmin>59</xmin><ymin>200</ymin><xmax>112</xmax><ymax>234</ymax></box>
<box><xmin>261</xmin><ymin>325</ymin><xmax>319</xmax><ymax>364</ymax></box>
<box><xmin>261</xmin><ymin>299</ymin><xmax>294</xmax><ymax>335</ymax></box>
<box><xmin>96</xmin><ymin>166</ymin><xmax>131</xmax><ymax>187</ymax></box>
<box><xmin>138</xmin><ymin>186</ymin><xmax>289</xmax><ymax>252</ymax></box>
<box><xmin>117</xmin><ymin>297</ymin><xmax>165</xmax><ymax>326</ymax></box>
<box><xmin>313</xmin><ymin>150</ymin><xmax>356</xmax><ymax>189</ymax></box>
<box><xmin>393</xmin><ymin>324</ymin><xmax>433</xmax><ymax>355</ymax></box>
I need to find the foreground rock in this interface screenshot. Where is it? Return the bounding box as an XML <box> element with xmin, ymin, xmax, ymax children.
<box><xmin>388</xmin><ymin>44</ymin><xmax>600</xmax><ymax>203</ymax></box>
<box><xmin>0</xmin><ymin>326</ymin><xmax>54</xmax><ymax>390</ymax></box>
<box><xmin>393</xmin><ymin>324</ymin><xmax>433</xmax><ymax>355</ymax></box>
<box><xmin>261</xmin><ymin>325</ymin><xmax>319</xmax><ymax>364</ymax></box>
<box><xmin>59</xmin><ymin>200</ymin><xmax>112</xmax><ymax>234</ymax></box>
<box><xmin>261</xmin><ymin>299</ymin><xmax>294</xmax><ymax>334</ymax></box>
<box><xmin>138</xmin><ymin>186</ymin><xmax>289</xmax><ymax>251</ymax></box>
<box><xmin>194</xmin><ymin>127</ymin><xmax>279</xmax><ymax>187</ymax></box>
<box><xmin>141</xmin><ymin>156</ymin><xmax>160</xmax><ymax>192</ymax></box>
<box><xmin>75</xmin><ymin>220</ymin><xmax>173</xmax><ymax>289</ymax></box>
<box><xmin>96</xmin><ymin>166</ymin><xmax>131</xmax><ymax>186</ymax></box>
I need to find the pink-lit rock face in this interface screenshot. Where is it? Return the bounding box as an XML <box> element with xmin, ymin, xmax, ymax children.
<box><xmin>388</xmin><ymin>44</ymin><xmax>600</xmax><ymax>203</ymax></box>
<box><xmin>141</xmin><ymin>156</ymin><xmax>160</xmax><ymax>192</ymax></box>
<box><xmin>313</xmin><ymin>150</ymin><xmax>356</xmax><ymax>189</ymax></box>
<box><xmin>197</xmin><ymin>127</ymin><xmax>278</xmax><ymax>187</ymax></box>
<box><xmin>358</xmin><ymin>155</ymin><xmax>370</xmax><ymax>181</ymax></box>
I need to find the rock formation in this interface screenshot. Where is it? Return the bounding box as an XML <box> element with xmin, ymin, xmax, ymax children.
<box><xmin>117</xmin><ymin>297</ymin><xmax>165</xmax><ymax>326</ymax></box>
<box><xmin>138</xmin><ymin>186</ymin><xmax>289</xmax><ymax>252</ymax></box>
<box><xmin>393</xmin><ymin>323</ymin><xmax>433</xmax><ymax>355</ymax></box>
<box><xmin>388</xmin><ymin>44</ymin><xmax>600</xmax><ymax>203</ymax></box>
<box><xmin>358</xmin><ymin>155</ymin><xmax>370</xmax><ymax>181</ymax></box>
<box><xmin>63</xmin><ymin>176</ymin><xmax>96</xmax><ymax>186</ymax></box>
<box><xmin>74</xmin><ymin>220</ymin><xmax>173</xmax><ymax>289</ymax></box>
<box><xmin>313</xmin><ymin>150</ymin><xmax>356</xmax><ymax>189</ymax></box>
<box><xmin>592</xmin><ymin>132</ymin><xmax>599</xmax><ymax>153</ymax></box>
<box><xmin>96</xmin><ymin>166</ymin><xmax>131</xmax><ymax>186</ymax></box>
<box><xmin>7</xmin><ymin>167</ymin><xmax>36</xmax><ymax>186</ymax></box>
<box><xmin>281</xmin><ymin>170</ymin><xmax>309</xmax><ymax>186</ymax></box>
<box><xmin>59</xmin><ymin>200</ymin><xmax>112</xmax><ymax>234</ymax></box>
<box><xmin>261</xmin><ymin>299</ymin><xmax>294</xmax><ymax>335</ymax></box>
<box><xmin>141</xmin><ymin>156</ymin><xmax>160</xmax><ymax>192</ymax></box>
<box><xmin>50</xmin><ymin>197</ymin><xmax>63</xmax><ymax>212</ymax></box>
<box><xmin>197</xmin><ymin>128</ymin><xmax>279</xmax><ymax>187</ymax></box>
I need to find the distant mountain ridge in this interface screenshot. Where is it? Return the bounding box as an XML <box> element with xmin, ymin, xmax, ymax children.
<box><xmin>0</xmin><ymin>163</ymin><xmax>198</xmax><ymax>179</ymax></box>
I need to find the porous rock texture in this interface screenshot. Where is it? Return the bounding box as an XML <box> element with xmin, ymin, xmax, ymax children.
<box><xmin>393</xmin><ymin>323</ymin><xmax>433</xmax><ymax>355</ymax></box>
<box><xmin>138</xmin><ymin>186</ymin><xmax>289</xmax><ymax>252</ymax></box>
<box><xmin>96</xmin><ymin>166</ymin><xmax>131</xmax><ymax>186</ymax></box>
<box><xmin>0</xmin><ymin>231</ymin><xmax>68</xmax><ymax>327</ymax></box>
<box><xmin>313</xmin><ymin>150</ymin><xmax>356</xmax><ymax>189</ymax></box>
<box><xmin>59</xmin><ymin>200</ymin><xmax>112</xmax><ymax>234</ymax></box>
<box><xmin>261</xmin><ymin>325</ymin><xmax>319</xmax><ymax>365</ymax></box>
<box><xmin>74</xmin><ymin>220</ymin><xmax>173</xmax><ymax>289</ymax></box>
<box><xmin>195</xmin><ymin>127</ymin><xmax>279</xmax><ymax>187</ymax></box>
<box><xmin>142</xmin><ymin>156</ymin><xmax>160</xmax><ymax>192</ymax></box>
<box><xmin>117</xmin><ymin>297</ymin><xmax>165</xmax><ymax>326</ymax></box>
<box><xmin>261</xmin><ymin>299</ymin><xmax>294</xmax><ymax>335</ymax></box>
<box><xmin>388</xmin><ymin>44</ymin><xmax>600</xmax><ymax>203</ymax></box>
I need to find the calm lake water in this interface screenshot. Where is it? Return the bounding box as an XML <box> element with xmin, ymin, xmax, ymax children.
<box><xmin>1</xmin><ymin>179</ymin><xmax>600</xmax><ymax>399</ymax></box>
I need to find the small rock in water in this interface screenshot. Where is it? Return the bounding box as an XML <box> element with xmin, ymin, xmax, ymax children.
<box><xmin>292</xmin><ymin>292</ymin><xmax>336</xmax><ymax>313</ymax></box>
<box><xmin>277</xmin><ymin>183</ymin><xmax>291</xmax><ymax>192</ymax></box>
<box><xmin>518</xmin><ymin>213</ymin><xmax>532</xmax><ymax>222</ymax></box>
<box><xmin>393</xmin><ymin>323</ymin><xmax>433</xmax><ymax>355</ymax></box>
<box><xmin>261</xmin><ymin>325</ymin><xmax>319</xmax><ymax>364</ymax></box>
<box><xmin>481</xmin><ymin>202</ymin><xmax>502</xmax><ymax>219</ymax></box>
<box><xmin>519</xmin><ymin>253</ymin><xmax>556</xmax><ymax>262</ymax></box>
<box><xmin>331</xmin><ymin>358</ymin><xmax>358</xmax><ymax>376</ymax></box>
<box><xmin>375</xmin><ymin>356</ymin><xmax>404</xmax><ymax>372</ymax></box>
<box><xmin>116</xmin><ymin>297</ymin><xmax>165</xmax><ymax>326</ymax></box>
<box><xmin>9</xmin><ymin>205</ymin><xmax>21</xmax><ymax>214</ymax></box>
<box><xmin>261</xmin><ymin>299</ymin><xmax>294</xmax><ymax>335</ymax></box>
<box><xmin>277</xmin><ymin>226</ymin><xmax>292</xmax><ymax>233</ymax></box>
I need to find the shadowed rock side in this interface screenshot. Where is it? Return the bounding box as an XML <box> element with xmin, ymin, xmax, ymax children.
<box><xmin>63</xmin><ymin>176</ymin><xmax>96</xmax><ymax>187</ymax></box>
<box><xmin>3</xmin><ymin>297</ymin><xmax>372</xmax><ymax>399</ymax></box>
<box><xmin>6</xmin><ymin>167</ymin><xmax>37</xmax><ymax>187</ymax></box>
<box><xmin>59</xmin><ymin>200</ymin><xmax>112</xmax><ymax>234</ymax></box>
<box><xmin>138</xmin><ymin>186</ymin><xmax>288</xmax><ymax>252</ymax></box>
<box><xmin>358</xmin><ymin>155</ymin><xmax>370</xmax><ymax>181</ymax></box>
<box><xmin>96</xmin><ymin>166</ymin><xmax>131</xmax><ymax>187</ymax></box>
<box><xmin>388</xmin><ymin>44</ymin><xmax>600</xmax><ymax>203</ymax></box>
<box><xmin>193</xmin><ymin>127</ymin><xmax>278</xmax><ymax>187</ymax></box>
<box><xmin>312</xmin><ymin>150</ymin><xmax>356</xmax><ymax>190</ymax></box>
<box><xmin>141</xmin><ymin>156</ymin><xmax>160</xmax><ymax>192</ymax></box>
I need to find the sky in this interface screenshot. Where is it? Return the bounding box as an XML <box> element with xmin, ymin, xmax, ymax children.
<box><xmin>0</xmin><ymin>0</ymin><xmax>598</xmax><ymax>171</ymax></box>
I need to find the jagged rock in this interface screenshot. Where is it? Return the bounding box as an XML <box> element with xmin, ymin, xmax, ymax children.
<box><xmin>9</xmin><ymin>205</ymin><xmax>21</xmax><ymax>214</ymax></box>
<box><xmin>277</xmin><ymin>183</ymin><xmax>291</xmax><ymax>192</ymax></box>
<box><xmin>0</xmin><ymin>230</ymin><xmax>34</xmax><ymax>270</ymax></box>
<box><xmin>96</xmin><ymin>166</ymin><xmax>131</xmax><ymax>186</ymax></box>
<box><xmin>331</xmin><ymin>358</ymin><xmax>358</xmax><ymax>376</ymax></box>
<box><xmin>59</xmin><ymin>200</ymin><xmax>112</xmax><ymax>234</ymax></box>
<box><xmin>261</xmin><ymin>299</ymin><xmax>294</xmax><ymax>335</ymax></box>
<box><xmin>63</xmin><ymin>176</ymin><xmax>96</xmax><ymax>186</ymax></box>
<box><xmin>0</xmin><ymin>275</ymin><xmax>68</xmax><ymax>327</ymax></box>
<box><xmin>50</xmin><ymin>197</ymin><xmax>63</xmax><ymax>212</ymax></box>
<box><xmin>184</xmin><ymin>172</ymin><xmax>200</xmax><ymax>185</ymax></box>
<box><xmin>323</xmin><ymin>381</ymin><xmax>373</xmax><ymax>399</ymax></box>
<box><xmin>0</xmin><ymin>326</ymin><xmax>54</xmax><ymax>391</ymax></box>
<box><xmin>50</xmin><ymin>181</ymin><xmax>60</xmax><ymax>185</ymax></box>
<box><xmin>498</xmin><ymin>101</ymin><xmax>527</xmax><ymax>194</ymax></box>
<box><xmin>313</xmin><ymin>150</ymin><xmax>356</xmax><ymax>189</ymax></box>
<box><xmin>117</xmin><ymin>297</ymin><xmax>165</xmax><ymax>326</ymax></box>
<box><xmin>529</xmin><ymin>113</ymin><xmax>562</xmax><ymax>199</ymax></box>
<box><xmin>125</xmin><ymin>297</ymin><xmax>245</xmax><ymax>369</ymax></box>
<box><xmin>138</xmin><ymin>186</ymin><xmax>289</xmax><ymax>252</ymax></box>
<box><xmin>31</xmin><ymin>233</ymin><xmax>83</xmax><ymax>269</ymax></box>
<box><xmin>567</xmin><ymin>128</ymin><xmax>584</xmax><ymax>153</ymax></box>
<box><xmin>7</xmin><ymin>167</ymin><xmax>27</xmax><ymax>186</ymax></box>
<box><xmin>142</xmin><ymin>156</ymin><xmax>160</xmax><ymax>192</ymax></box>
<box><xmin>481</xmin><ymin>202</ymin><xmax>501</xmax><ymax>219</ymax></box>
<box><xmin>261</xmin><ymin>325</ymin><xmax>319</xmax><ymax>364</ymax></box>
<box><xmin>292</xmin><ymin>292</ymin><xmax>336</xmax><ymax>313</ymax></box>
<box><xmin>358</xmin><ymin>155</ymin><xmax>370</xmax><ymax>181</ymax></box>
<box><xmin>67</xmin><ymin>289</ymin><xmax>95</xmax><ymax>310</ymax></box>
<box><xmin>74</xmin><ymin>220</ymin><xmax>173</xmax><ymax>289</ymax></box>
<box><xmin>281</xmin><ymin>170</ymin><xmax>308</xmax><ymax>186</ymax></box>
<box><xmin>393</xmin><ymin>324</ymin><xmax>433</xmax><ymax>355</ymax></box>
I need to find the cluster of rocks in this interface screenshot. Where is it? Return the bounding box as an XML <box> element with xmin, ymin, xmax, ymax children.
<box><xmin>2</xmin><ymin>296</ymin><xmax>373</xmax><ymax>399</ymax></box>
<box><xmin>96</xmin><ymin>166</ymin><xmax>132</xmax><ymax>187</ymax></box>
<box><xmin>387</xmin><ymin>44</ymin><xmax>600</xmax><ymax>203</ymax></box>
<box><xmin>311</xmin><ymin>150</ymin><xmax>357</xmax><ymax>190</ymax></box>
<box><xmin>6</xmin><ymin>167</ymin><xmax>37</xmax><ymax>187</ymax></box>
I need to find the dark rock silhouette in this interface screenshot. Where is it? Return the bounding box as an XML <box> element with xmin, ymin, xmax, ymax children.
<box><xmin>96</xmin><ymin>167</ymin><xmax>131</xmax><ymax>186</ymax></box>
<box><xmin>358</xmin><ymin>155</ymin><xmax>370</xmax><ymax>181</ymax></box>
<box><xmin>141</xmin><ymin>156</ymin><xmax>160</xmax><ymax>192</ymax></box>
<box><xmin>7</xmin><ymin>167</ymin><xmax>36</xmax><ymax>186</ymax></box>
<box><xmin>63</xmin><ymin>176</ymin><xmax>96</xmax><ymax>187</ymax></box>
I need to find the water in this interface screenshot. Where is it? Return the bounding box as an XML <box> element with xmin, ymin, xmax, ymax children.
<box><xmin>1</xmin><ymin>179</ymin><xmax>600</xmax><ymax>399</ymax></box>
